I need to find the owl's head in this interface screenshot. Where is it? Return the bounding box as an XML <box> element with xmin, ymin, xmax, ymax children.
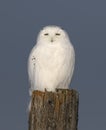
<box><xmin>37</xmin><ymin>25</ymin><xmax>70</xmax><ymax>44</ymax></box>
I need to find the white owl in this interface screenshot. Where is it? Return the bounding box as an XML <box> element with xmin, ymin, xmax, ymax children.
<box><xmin>28</xmin><ymin>25</ymin><xmax>75</xmax><ymax>96</ymax></box>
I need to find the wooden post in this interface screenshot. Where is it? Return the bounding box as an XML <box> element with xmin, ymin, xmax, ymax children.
<box><xmin>29</xmin><ymin>89</ymin><xmax>79</xmax><ymax>130</ymax></box>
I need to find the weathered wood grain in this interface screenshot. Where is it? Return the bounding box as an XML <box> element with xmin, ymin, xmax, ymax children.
<box><xmin>29</xmin><ymin>89</ymin><xmax>79</xmax><ymax>130</ymax></box>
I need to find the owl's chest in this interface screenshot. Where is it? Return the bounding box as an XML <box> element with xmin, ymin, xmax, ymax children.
<box><xmin>36</xmin><ymin>45</ymin><xmax>66</xmax><ymax>69</ymax></box>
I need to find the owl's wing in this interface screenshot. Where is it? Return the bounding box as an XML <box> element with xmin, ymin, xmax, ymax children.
<box><xmin>28</xmin><ymin>46</ymin><xmax>36</xmax><ymax>96</ymax></box>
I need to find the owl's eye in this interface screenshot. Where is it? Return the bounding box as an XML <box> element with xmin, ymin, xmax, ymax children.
<box><xmin>44</xmin><ymin>33</ymin><xmax>49</xmax><ymax>36</ymax></box>
<box><xmin>55</xmin><ymin>33</ymin><xmax>61</xmax><ymax>36</ymax></box>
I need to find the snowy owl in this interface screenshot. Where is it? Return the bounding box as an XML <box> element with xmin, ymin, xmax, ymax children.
<box><xmin>28</xmin><ymin>25</ymin><xmax>75</xmax><ymax>95</ymax></box>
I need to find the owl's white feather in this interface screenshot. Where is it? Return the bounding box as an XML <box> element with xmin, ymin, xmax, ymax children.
<box><xmin>28</xmin><ymin>25</ymin><xmax>75</xmax><ymax>96</ymax></box>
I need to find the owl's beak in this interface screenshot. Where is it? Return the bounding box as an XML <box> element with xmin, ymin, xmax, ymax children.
<box><xmin>51</xmin><ymin>38</ymin><xmax>54</xmax><ymax>42</ymax></box>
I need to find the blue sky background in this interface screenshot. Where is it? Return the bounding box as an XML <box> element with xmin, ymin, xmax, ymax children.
<box><xmin>0</xmin><ymin>0</ymin><xmax>106</xmax><ymax>130</ymax></box>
